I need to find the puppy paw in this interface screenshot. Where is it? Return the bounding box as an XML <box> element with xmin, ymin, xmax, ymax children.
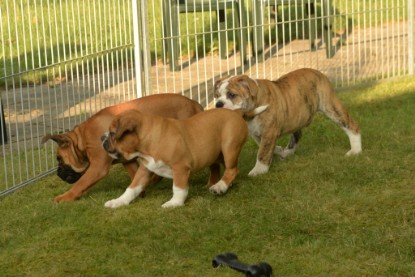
<box><xmin>274</xmin><ymin>146</ymin><xmax>284</xmax><ymax>156</ymax></box>
<box><xmin>104</xmin><ymin>199</ymin><xmax>128</xmax><ymax>209</ymax></box>
<box><xmin>345</xmin><ymin>148</ymin><xmax>362</xmax><ymax>156</ymax></box>
<box><xmin>248</xmin><ymin>161</ymin><xmax>269</xmax><ymax>176</ymax></box>
<box><xmin>274</xmin><ymin>146</ymin><xmax>295</xmax><ymax>159</ymax></box>
<box><xmin>209</xmin><ymin>180</ymin><xmax>229</xmax><ymax>195</ymax></box>
<box><xmin>54</xmin><ymin>191</ymin><xmax>77</xmax><ymax>202</ymax></box>
<box><xmin>161</xmin><ymin>200</ymin><xmax>184</xmax><ymax>208</ymax></box>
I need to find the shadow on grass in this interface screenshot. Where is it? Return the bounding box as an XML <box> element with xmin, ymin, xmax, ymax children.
<box><xmin>0</xmin><ymin>42</ymin><xmax>134</xmax><ymax>90</ymax></box>
<box><xmin>257</xmin><ymin>3</ymin><xmax>353</xmax><ymax>61</ymax></box>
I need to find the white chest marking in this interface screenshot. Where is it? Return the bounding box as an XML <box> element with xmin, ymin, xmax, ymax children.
<box><xmin>135</xmin><ymin>152</ymin><xmax>173</xmax><ymax>179</ymax></box>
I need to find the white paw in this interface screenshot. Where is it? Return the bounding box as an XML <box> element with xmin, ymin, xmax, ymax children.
<box><xmin>104</xmin><ymin>199</ymin><xmax>128</xmax><ymax>209</ymax></box>
<box><xmin>274</xmin><ymin>146</ymin><xmax>284</xmax><ymax>156</ymax></box>
<box><xmin>161</xmin><ymin>185</ymin><xmax>188</xmax><ymax>208</ymax></box>
<box><xmin>345</xmin><ymin>148</ymin><xmax>362</xmax><ymax>156</ymax></box>
<box><xmin>274</xmin><ymin>146</ymin><xmax>295</xmax><ymax>159</ymax></box>
<box><xmin>209</xmin><ymin>180</ymin><xmax>229</xmax><ymax>195</ymax></box>
<box><xmin>161</xmin><ymin>200</ymin><xmax>184</xmax><ymax>208</ymax></box>
<box><xmin>248</xmin><ymin>161</ymin><xmax>269</xmax><ymax>176</ymax></box>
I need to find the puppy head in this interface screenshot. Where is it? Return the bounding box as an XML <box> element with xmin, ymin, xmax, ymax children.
<box><xmin>214</xmin><ymin>75</ymin><xmax>259</xmax><ymax>112</ymax></box>
<box><xmin>101</xmin><ymin>110</ymin><xmax>141</xmax><ymax>161</ymax></box>
<box><xmin>42</xmin><ymin>132</ymin><xmax>89</xmax><ymax>184</ymax></box>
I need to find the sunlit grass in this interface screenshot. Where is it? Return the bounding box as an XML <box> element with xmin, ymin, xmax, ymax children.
<box><xmin>0</xmin><ymin>76</ymin><xmax>414</xmax><ymax>276</ymax></box>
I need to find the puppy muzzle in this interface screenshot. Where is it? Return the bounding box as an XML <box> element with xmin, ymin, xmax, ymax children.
<box><xmin>101</xmin><ymin>133</ymin><xmax>111</xmax><ymax>152</ymax></box>
<box><xmin>57</xmin><ymin>164</ymin><xmax>83</xmax><ymax>184</ymax></box>
<box><xmin>101</xmin><ymin>133</ymin><xmax>121</xmax><ymax>159</ymax></box>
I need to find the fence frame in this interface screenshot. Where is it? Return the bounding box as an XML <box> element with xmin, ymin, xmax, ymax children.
<box><xmin>408</xmin><ymin>0</ymin><xmax>414</xmax><ymax>74</ymax></box>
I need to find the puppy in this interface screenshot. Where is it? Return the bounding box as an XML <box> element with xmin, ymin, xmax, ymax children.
<box><xmin>214</xmin><ymin>68</ymin><xmax>362</xmax><ymax>176</ymax></box>
<box><xmin>42</xmin><ymin>94</ymin><xmax>203</xmax><ymax>202</ymax></box>
<box><xmin>101</xmin><ymin>108</ymin><xmax>265</xmax><ymax>208</ymax></box>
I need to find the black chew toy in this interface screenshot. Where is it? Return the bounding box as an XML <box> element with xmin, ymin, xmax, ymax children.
<box><xmin>212</xmin><ymin>252</ymin><xmax>272</xmax><ymax>277</ymax></box>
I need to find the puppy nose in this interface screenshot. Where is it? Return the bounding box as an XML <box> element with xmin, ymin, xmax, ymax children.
<box><xmin>215</xmin><ymin>101</ymin><xmax>224</xmax><ymax>108</ymax></box>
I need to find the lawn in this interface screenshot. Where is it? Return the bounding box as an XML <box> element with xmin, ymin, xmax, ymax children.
<box><xmin>0</xmin><ymin>76</ymin><xmax>414</xmax><ymax>276</ymax></box>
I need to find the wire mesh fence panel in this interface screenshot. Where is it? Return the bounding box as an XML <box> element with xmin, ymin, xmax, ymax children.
<box><xmin>0</xmin><ymin>0</ymin><xmax>136</xmax><ymax>195</ymax></box>
<box><xmin>149</xmin><ymin>0</ymin><xmax>413</xmax><ymax>105</ymax></box>
<box><xmin>0</xmin><ymin>0</ymin><xmax>414</xmax><ymax>195</ymax></box>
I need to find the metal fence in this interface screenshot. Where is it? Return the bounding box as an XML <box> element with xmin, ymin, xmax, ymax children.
<box><xmin>1</xmin><ymin>0</ymin><xmax>414</xmax><ymax>196</ymax></box>
<box><xmin>0</xmin><ymin>0</ymin><xmax>138</xmax><ymax>195</ymax></box>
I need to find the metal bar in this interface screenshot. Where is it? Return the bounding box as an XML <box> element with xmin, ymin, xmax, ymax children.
<box><xmin>408</xmin><ymin>0</ymin><xmax>414</xmax><ymax>74</ymax></box>
<box><xmin>0</xmin><ymin>4</ymin><xmax>10</xmax><ymax>190</ymax></box>
<box><xmin>0</xmin><ymin>169</ymin><xmax>55</xmax><ymax>198</ymax></box>
<box><xmin>141</xmin><ymin>0</ymin><xmax>152</xmax><ymax>96</ymax></box>
<box><xmin>132</xmin><ymin>0</ymin><xmax>143</xmax><ymax>98</ymax></box>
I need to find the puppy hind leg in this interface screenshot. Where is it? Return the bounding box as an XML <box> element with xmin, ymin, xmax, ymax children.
<box><xmin>321</xmin><ymin>100</ymin><xmax>362</xmax><ymax>156</ymax></box>
<box><xmin>209</xmin><ymin>167</ymin><xmax>238</xmax><ymax>195</ymax></box>
<box><xmin>274</xmin><ymin>130</ymin><xmax>302</xmax><ymax>159</ymax></box>
<box><xmin>207</xmin><ymin>163</ymin><xmax>221</xmax><ymax>187</ymax></box>
<box><xmin>209</xmin><ymin>146</ymin><xmax>241</xmax><ymax>195</ymax></box>
<box><xmin>343</xmin><ymin>127</ymin><xmax>362</xmax><ymax>156</ymax></box>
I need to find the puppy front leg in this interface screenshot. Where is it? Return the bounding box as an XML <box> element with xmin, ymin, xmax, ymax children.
<box><xmin>161</xmin><ymin>169</ymin><xmax>190</xmax><ymax>208</ymax></box>
<box><xmin>249</xmin><ymin>130</ymin><xmax>279</xmax><ymax>176</ymax></box>
<box><xmin>104</xmin><ymin>165</ymin><xmax>152</xmax><ymax>209</ymax></box>
<box><xmin>54</xmin><ymin>157</ymin><xmax>112</xmax><ymax>202</ymax></box>
<box><xmin>122</xmin><ymin>160</ymin><xmax>139</xmax><ymax>180</ymax></box>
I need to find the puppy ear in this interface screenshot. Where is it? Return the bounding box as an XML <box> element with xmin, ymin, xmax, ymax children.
<box><xmin>213</xmin><ymin>76</ymin><xmax>228</xmax><ymax>97</ymax></box>
<box><xmin>41</xmin><ymin>134</ymin><xmax>71</xmax><ymax>147</ymax></box>
<box><xmin>237</xmin><ymin>75</ymin><xmax>258</xmax><ymax>97</ymax></box>
<box><xmin>114</xmin><ymin>116</ymin><xmax>138</xmax><ymax>141</ymax></box>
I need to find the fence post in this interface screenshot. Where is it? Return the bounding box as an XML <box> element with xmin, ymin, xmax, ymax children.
<box><xmin>132</xmin><ymin>0</ymin><xmax>151</xmax><ymax>98</ymax></box>
<box><xmin>140</xmin><ymin>0</ymin><xmax>152</xmax><ymax>95</ymax></box>
<box><xmin>0</xmin><ymin>98</ymin><xmax>7</xmax><ymax>145</ymax></box>
<box><xmin>409</xmin><ymin>0</ymin><xmax>414</xmax><ymax>75</ymax></box>
<box><xmin>132</xmin><ymin>0</ymin><xmax>143</xmax><ymax>98</ymax></box>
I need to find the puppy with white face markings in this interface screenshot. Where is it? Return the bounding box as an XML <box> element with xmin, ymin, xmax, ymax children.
<box><xmin>214</xmin><ymin>68</ymin><xmax>362</xmax><ymax>176</ymax></box>
<box><xmin>101</xmin><ymin>107</ymin><xmax>267</xmax><ymax>208</ymax></box>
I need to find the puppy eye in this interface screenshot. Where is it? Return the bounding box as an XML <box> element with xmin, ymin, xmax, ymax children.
<box><xmin>109</xmin><ymin>131</ymin><xmax>115</xmax><ymax>138</ymax></box>
<box><xmin>57</xmin><ymin>156</ymin><xmax>63</xmax><ymax>164</ymax></box>
<box><xmin>227</xmin><ymin>92</ymin><xmax>236</xmax><ymax>99</ymax></box>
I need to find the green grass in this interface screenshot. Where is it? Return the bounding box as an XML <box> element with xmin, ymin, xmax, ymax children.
<box><xmin>1</xmin><ymin>0</ymin><xmax>409</xmax><ymax>88</ymax></box>
<box><xmin>1</xmin><ymin>76</ymin><xmax>415</xmax><ymax>276</ymax></box>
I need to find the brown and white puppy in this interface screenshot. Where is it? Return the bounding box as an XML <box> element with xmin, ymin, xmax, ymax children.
<box><xmin>214</xmin><ymin>68</ymin><xmax>362</xmax><ymax>176</ymax></box>
<box><xmin>42</xmin><ymin>94</ymin><xmax>203</xmax><ymax>202</ymax></box>
<box><xmin>101</xmin><ymin>108</ymin><xmax>261</xmax><ymax>208</ymax></box>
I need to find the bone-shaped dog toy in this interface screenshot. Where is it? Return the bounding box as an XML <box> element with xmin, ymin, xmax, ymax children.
<box><xmin>212</xmin><ymin>252</ymin><xmax>272</xmax><ymax>277</ymax></box>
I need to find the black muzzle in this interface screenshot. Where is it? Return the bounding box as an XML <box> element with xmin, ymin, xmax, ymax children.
<box><xmin>57</xmin><ymin>164</ymin><xmax>83</xmax><ymax>184</ymax></box>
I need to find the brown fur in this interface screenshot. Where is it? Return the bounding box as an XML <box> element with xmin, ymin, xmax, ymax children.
<box><xmin>214</xmin><ymin>68</ymin><xmax>361</xmax><ymax>176</ymax></box>
<box><xmin>42</xmin><ymin>94</ymin><xmax>203</xmax><ymax>202</ymax></box>
<box><xmin>103</xmin><ymin>108</ymin><xmax>249</xmax><ymax>207</ymax></box>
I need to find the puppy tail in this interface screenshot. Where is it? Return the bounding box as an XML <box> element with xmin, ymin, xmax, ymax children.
<box><xmin>243</xmin><ymin>105</ymin><xmax>269</xmax><ymax>119</ymax></box>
